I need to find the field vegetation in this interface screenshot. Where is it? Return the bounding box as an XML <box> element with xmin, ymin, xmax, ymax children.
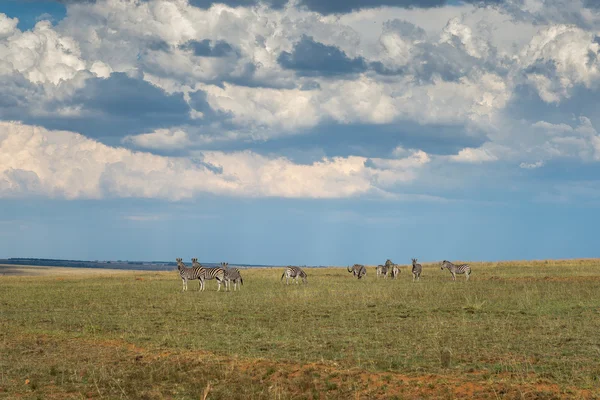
<box><xmin>1</xmin><ymin>259</ymin><xmax>600</xmax><ymax>399</ymax></box>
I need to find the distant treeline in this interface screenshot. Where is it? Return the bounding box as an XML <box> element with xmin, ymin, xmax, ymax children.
<box><xmin>0</xmin><ymin>258</ymin><xmax>295</xmax><ymax>271</ymax></box>
<box><xmin>0</xmin><ymin>258</ymin><xmax>176</xmax><ymax>271</ymax></box>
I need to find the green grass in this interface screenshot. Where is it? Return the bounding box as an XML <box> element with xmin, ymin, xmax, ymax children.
<box><xmin>1</xmin><ymin>261</ymin><xmax>600</xmax><ymax>399</ymax></box>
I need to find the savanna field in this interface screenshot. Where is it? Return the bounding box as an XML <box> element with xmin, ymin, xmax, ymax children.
<box><xmin>1</xmin><ymin>260</ymin><xmax>600</xmax><ymax>399</ymax></box>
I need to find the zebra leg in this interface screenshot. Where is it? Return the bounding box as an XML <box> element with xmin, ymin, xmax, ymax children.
<box><xmin>452</xmin><ymin>272</ymin><xmax>456</xmax><ymax>281</ymax></box>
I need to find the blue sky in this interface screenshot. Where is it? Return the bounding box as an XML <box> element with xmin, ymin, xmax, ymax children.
<box><xmin>0</xmin><ymin>0</ymin><xmax>599</xmax><ymax>265</ymax></box>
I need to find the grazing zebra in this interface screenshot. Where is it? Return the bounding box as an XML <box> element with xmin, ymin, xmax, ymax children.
<box><xmin>191</xmin><ymin>258</ymin><xmax>226</xmax><ymax>291</ymax></box>
<box><xmin>221</xmin><ymin>262</ymin><xmax>243</xmax><ymax>291</ymax></box>
<box><xmin>376</xmin><ymin>264</ymin><xmax>389</xmax><ymax>279</ymax></box>
<box><xmin>176</xmin><ymin>257</ymin><xmax>204</xmax><ymax>291</ymax></box>
<box><xmin>347</xmin><ymin>264</ymin><xmax>367</xmax><ymax>279</ymax></box>
<box><xmin>411</xmin><ymin>258</ymin><xmax>422</xmax><ymax>282</ymax></box>
<box><xmin>281</xmin><ymin>266</ymin><xmax>307</xmax><ymax>284</ymax></box>
<box><xmin>440</xmin><ymin>260</ymin><xmax>471</xmax><ymax>281</ymax></box>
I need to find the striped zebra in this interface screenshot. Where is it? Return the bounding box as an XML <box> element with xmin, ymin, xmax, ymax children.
<box><xmin>385</xmin><ymin>259</ymin><xmax>401</xmax><ymax>279</ymax></box>
<box><xmin>221</xmin><ymin>262</ymin><xmax>243</xmax><ymax>291</ymax></box>
<box><xmin>281</xmin><ymin>266</ymin><xmax>307</xmax><ymax>284</ymax></box>
<box><xmin>440</xmin><ymin>260</ymin><xmax>471</xmax><ymax>281</ymax></box>
<box><xmin>347</xmin><ymin>264</ymin><xmax>367</xmax><ymax>279</ymax></box>
<box><xmin>391</xmin><ymin>264</ymin><xmax>400</xmax><ymax>279</ymax></box>
<box><xmin>176</xmin><ymin>257</ymin><xmax>204</xmax><ymax>291</ymax></box>
<box><xmin>192</xmin><ymin>258</ymin><xmax>226</xmax><ymax>291</ymax></box>
<box><xmin>376</xmin><ymin>264</ymin><xmax>389</xmax><ymax>279</ymax></box>
<box><xmin>411</xmin><ymin>258</ymin><xmax>422</xmax><ymax>282</ymax></box>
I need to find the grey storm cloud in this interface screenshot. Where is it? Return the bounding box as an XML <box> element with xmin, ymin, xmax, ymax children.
<box><xmin>29</xmin><ymin>73</ymin><xmax>192</xmax><ymax>138</ymax></box>
<box><xmin>278</xmin><ymin>35</ymin><xmax>369</xmax><ymax>76</ymax></box>
<box><xmin>179</xmin><ymin>39</ymin><xmax>238</xmax><ymax>57</ymax></box>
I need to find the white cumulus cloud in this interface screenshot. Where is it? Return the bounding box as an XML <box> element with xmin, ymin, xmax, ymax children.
<box><xmin>0</xmin><ymin>121</ymin><xmax>430</xmax><ymax>200</ymax></box>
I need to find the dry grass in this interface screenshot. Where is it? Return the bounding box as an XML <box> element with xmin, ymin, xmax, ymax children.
<box><xmin>1</xmin><ymin>260</ymin><xmax>600</xmax><ymax>399</ymax></box>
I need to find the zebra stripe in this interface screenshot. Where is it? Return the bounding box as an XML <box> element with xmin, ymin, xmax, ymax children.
<box><xmin>176</xmin><ymin>257</ymin><xmax>204</xmax><ymax>291</ymax></box>
<box><xmin>220</xmin><ymin>262</ymin><xmax>244</xmax><ymax>291</ymax></box>
<box><xmin>191</xmin><ymin>258</ymin><xmax>226</xmax><ymax>291</ymax></box>
<box><xmin>347</xmin><ymin>264</ymin><xmax>367</xmax><ymax>279</ymax></box>
<box><xmin>281</xmin><ymin>266</ymin><xmax>307</xmax><ymax>284</ymax></box>
<box><xmin>440</xmin><ymin>260</ymin><xmax>471</xmax><ymax>281</ymax></box>
<box><xmin>411</xmin><ymin>258</ymin><xmax>422</xmax><ymax>282</ymax></box>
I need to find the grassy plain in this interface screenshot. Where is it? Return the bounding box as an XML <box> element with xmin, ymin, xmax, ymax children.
<box><xmin>1</xmin><ymin>260</ymin><xmax>600</xmax><ymax>399</ymax></box>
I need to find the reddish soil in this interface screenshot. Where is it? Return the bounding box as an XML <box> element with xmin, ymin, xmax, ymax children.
<box><xmin>4</xmin><ymin>335</ymin><xmax>598</xmax><ymax>399</ymax></box>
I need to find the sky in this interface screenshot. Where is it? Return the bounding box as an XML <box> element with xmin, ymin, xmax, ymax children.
<box><xmin>0</xmin><ymin>0</ymin><xmax>599</xmax><ymax>265</ymax></box>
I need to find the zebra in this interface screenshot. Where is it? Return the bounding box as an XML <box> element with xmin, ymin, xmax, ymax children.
<box><xmin>191</xmin><ymin>258</ymin><xmax>226</xmax><ymax>291</ymax></box>
<box><xmin>281</xmin><ymin>266</ymin><xmax>307</xmax><ymax>284</ymax></box>
<box><xmin>221</xmin><ymin>262</ymin><xmax>243</xmax><ymax>291</ymax></box>
<box><xmin>440</xmin><ymin>260</ymin><xmax>471</xmax><ymax>281</ymax></box>
<box><xmin>176</xmin><ymin>257</ymin><xmax>204</xmax><ymax>291</ymax></box>
<box><xmin>376</xmin><ymin>264</ymin><xmax>389</xmax><ymax>279</ymax></box>
<box><xmin>347</xmin><ymin>264</ymin><xmax>367</xmax><ymax>279</ymax></box>
<box><xmin>411</xmin><ymin>258</ymin><xmax>422</xmax><ymax>282</ymax></box>
<box><xmin>391</xmin><ymin>264</ymin><xmax>400</xmax><ymax>279</ymax></box>
<box><xmin>385</xmin><ymin>259</ymin><xmax>401</xmax><ymax>279</ymax></box>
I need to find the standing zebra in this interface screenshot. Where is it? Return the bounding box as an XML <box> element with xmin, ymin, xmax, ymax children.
<box><xmin>221</xmin><ymin>262</ymin><xmax>244</xmax><ymax>291</ymax></box>
<box><xmin>385</xmin><ymin>259</ymin><xmax>400</xmax><ymax>279</ymax></box>
<box><xmin>376</xmin><ymin>264</ymin><xmax>389</xmax><ymax>279</ymax></box>
<box><xmin>411</xmin><ymin>258</ymin><xmax>422</xmax><ymax>282</ymax></box>
<box><xmin>192</xmin><ymin>258</ymin><xmax>226</xmax><ymax>291</ymax></box>
<box><xmin>281</xmin><ymin>266</ymin><xmax>307</xmax><ymax>284</ymax></box>
<box><xmin>391</xmin><ymin>264</ymin><xmax>400</xmax><ymax>279</ymax></box>
<box><xmin>176</xmin><ymin>257</ymin><xmax>204</xmax><ymax>291</ymax></box>
<box><xmin>347</xmin><ymin>264</ymin><xmax>367</xmax><ymax>279</ymax></box>
<box><xmin>440</xmin><ymin>260</ymin><xmax>471</xmax><ymax>281</ymax></box>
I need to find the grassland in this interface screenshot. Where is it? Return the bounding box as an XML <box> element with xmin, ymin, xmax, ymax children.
<box><xmin>1</xmin><ymin>259</ymin><xmax>600</xmax><ymax>399</ymax></box>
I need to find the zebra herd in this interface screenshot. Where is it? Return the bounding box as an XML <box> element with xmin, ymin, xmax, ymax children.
<box><xmin>176</xmin><ymin>258</ymin><xmax>471</xmax><ymax>291</ymax></box>
<box><xmin>176</xmin><ymin>258</ymin><xmax>244</xmax><ymax>292</ymax></box>
<box><xmin>348</xmin><ymin>258</ymin><xmax>426</xmax><ymax>282</ymax></box>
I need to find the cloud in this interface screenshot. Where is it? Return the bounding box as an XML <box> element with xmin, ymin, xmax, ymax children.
<box><xmin>0</xmin><ymin>13</ymin><xmax>18</xmax><ymax>39</ymax></box>
<box><xmin>0</xmin><ymin>121</ymin><xmax>431</xmax><ymax>200</ymax></box>
<box><xmin>179</xmin><ymin>39</ymin><xmax>237</xmax><ymax>57</ymax></box>
<box><xmin>122</xmin><ymin>128</ymin><xmax>191</xmax><ymax>150</ymax></box>
<box><xmin>449</xmin><ymin>146</ymin><xmax>499</xmax><ymax>163</ymax></box>
<box><xmin>520</xmin><ymin>160</ymin><xmax>544</xmax><ymax>169</ymax></box>
<box><xmin>0</xmin><ymin>19</ymin><xmax>87</xmax><ymax>84</ymax></box>
<box><xmin>278</xmin><ymin>35</ymin><xmax>368</xmax><ymax>77</ymax></box>
<box><xmin>188</xmin><ymin>0</ymin><xmax>288</xmax><ymax>9</ymax></box>
<box><xmin>519</xmin><ymin>24</ymin><xmax>600</xmax><ymax>102</ymax></box>
<box><xmin>296</xmin><ymin>0</ymin><xmax>504</xmax><ymax>15</ymax></box>
<box><xmin>32</xmin><ymin>72</ymin><xmax>193</xmax><ymax>138</ymax></box>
